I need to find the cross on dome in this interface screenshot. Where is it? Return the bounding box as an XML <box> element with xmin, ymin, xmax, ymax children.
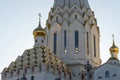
<box><xmin>39</xmin><ymin>13</ymin><xmax>41</xmax><ymax>24</ymax></box>
<box><xmin>112</xmin><ymin>34</ymin><xmax>115</xmax><ymax>43</ymax></box>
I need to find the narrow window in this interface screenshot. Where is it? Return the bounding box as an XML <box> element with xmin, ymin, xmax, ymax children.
<box><xmin>54</xmin><ymin>33</ymin><xmax>57</xmax><ymax>54</ymax></box>
<box><xmin>75</xmin><ymin>15</ymin><xmax>77</xmax><ymax>19</ymax></box>
<box><xmin>21</xmin><ymin>74</ymin><xmax>27</xmax><ymax>80</ymax></box>
<box><xmin>86</xmin><ymin>32</ymin><xmax>89</xmax><ymax>54</ymax></box>
<box><xmin>93</xmin><ymin>35</ymin><xmax>96</xmax><ymax>57</ymax></box>
<box><xmin>56</xmin><ymin>16</ymin><xmax>58</xmax><ymax>21</ymax></box>
<box><xmin>46</xmin><ymin>35</ymin><xmax>48</xmax><ymax>45</ymax></box>
<box><xmin>58</xmin><ymin>8</ymin><xmax>59</xmax><ymax>11</ymax></box>
<box><xmin>75</xmin><ymin>31</ymin><xmax>79</xmax><ymax>53</ymax></box>
<box><xmin>81</xmin><ymin>74</ymin><xmax>85</xmax><ymax>80</ymax></box>
<box><xmin>10</xmin><ymin>71</ymin><xmax>13</xmax><ymax>76</ymax></box>
<box><xmin>105</xmin><ymin>71</ymin><xmax>109</xmax><ymax>78</ymax></box>
<box><xmin>31</xmin><ymin>76</ymin><xmax>34</xmax><ymax>80</ymax></box>
<box><xmin>24</xmin><ymin>68</ymin><xmax>27</xmax><ymax>73</ymax></box>
<box><xmin>35</xmin><ymin>39</ymin><xmax>37</xmax><ymax>42</ymax></box>
<box><xmin>64</xmin><ymin>30</ymin><xmax>67</xmax><ymax>48</ymax></box>
<box><xmin>42</xmin><ymin>40</ymin><xmax>43</xmax><ymax>43</ymax></box>
<box><xmin>64</xmin><ymin>30</ymin><xmax>67</xmax><ymax>53</ymax></box>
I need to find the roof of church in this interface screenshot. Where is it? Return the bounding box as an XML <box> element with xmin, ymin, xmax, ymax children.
<box><xmin>2</xmin><ymin>47</ymin><xmax>72</xmax><ymax>78</ymax></box>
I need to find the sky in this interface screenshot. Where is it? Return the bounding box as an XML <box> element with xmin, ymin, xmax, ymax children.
<box><xmin>0</xmin><ymin>0</ymin><xmax>120</xmax><ymax>77</ymax></box>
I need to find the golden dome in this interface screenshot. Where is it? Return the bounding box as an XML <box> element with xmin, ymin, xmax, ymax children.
<box><xmin>109</xmin><ymin>42</ymin><xmax>119</xmax><ymax>53</ymax></box>
<box><xmin>33</xmin><ymin>22</ymin><xmax>46</xmax><ymax>37</ymax></box>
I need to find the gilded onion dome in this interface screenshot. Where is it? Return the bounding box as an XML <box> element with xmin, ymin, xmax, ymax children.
<box><xmin>109</xmin><ymin>35</ymin><xmax>119</xmax><ymax>53</ymax></box>
<box><xmin>33</xmin><ymin>14</ymin><xmax>46</xmax><ymax>37</ymax></box>
<box><xmin>33</xmin><ymin>22</ymin><xmax>46</xmax><ymax>37</ymax></box>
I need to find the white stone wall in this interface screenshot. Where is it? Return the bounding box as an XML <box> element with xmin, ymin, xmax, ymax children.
<box><xmin>4</xmin><ymin>71</ymin><xmax>66</xmax><ymax>80</ymax></box>
<box><xmin>94</xmin><ymin>63</ymin><xmax>120</xmax><ymax>80</ymax></box>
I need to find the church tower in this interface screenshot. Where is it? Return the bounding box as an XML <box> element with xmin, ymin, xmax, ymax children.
<box><xmin>46</xmin><ymin>0</ymin><xmax>101</xmax><ymax>72</ymax></box>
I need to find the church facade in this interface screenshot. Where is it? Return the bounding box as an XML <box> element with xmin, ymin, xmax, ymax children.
<box><xmin>1</xmin><ymin>0</ymin><xmax>120</xmax><ymax>80</ymax></box>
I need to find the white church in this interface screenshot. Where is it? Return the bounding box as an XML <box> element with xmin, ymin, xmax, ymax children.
<box><xmin>1</xmin><ymin>0</ymin><xmax>120</xmax><ymax>80</ymax></box>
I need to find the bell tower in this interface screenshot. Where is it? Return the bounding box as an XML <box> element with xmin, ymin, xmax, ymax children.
<box><xmin>46</xmin><ymin>0</ymin><xmax>101</xmax><ymax>70</ymax></box>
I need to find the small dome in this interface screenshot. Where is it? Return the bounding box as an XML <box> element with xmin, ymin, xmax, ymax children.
<box><xmin>109</xmin><ymin>42</ymin><xmax>119</xmax><ymax>53</ymax></box>
<box><xmin>33</xmin><ymin>22</ymin><xmax>46</xmax><ymax>37</ymax></box>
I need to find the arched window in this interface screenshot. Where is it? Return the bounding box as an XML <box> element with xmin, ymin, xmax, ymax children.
<box><xmin>17</xmin><ymin>69</ymin><xmax>20</xmax><ymax>75</ymax></box>
<box><xmin>10</xmin><ymin>71</ymin><xmax>13</xmax><ymax>76</ymax></box>
<box><xmin>35</xmin><ymin>39</ymin><xmax>37</xmax><ymax>42</ymax></box>
<box><xmin>41</xmin><ymin>39</ymin><xmax>44</xmax><ymax>43</ymax></box>
<box><xmin>86</xmin><ymin>32</ymin><xmax>89</xmax><ymax>54</ymax></box>
<box><xmin>64</xmin><ymin>30</ymin><xmax>67</xmax><ymax>53</ymax></box>
<box><xmin>24</xmin><ymin>67</ymin><xmax>27</xmax><ymax>73</ymax></box>
<box><xmin>56</xmin><ymin>16</ymin><xmax>58</xmax><ymax>21</ymax></box>
<box><xmin>81</xmin><ymin>74</ymin><xmax>85</xmax><ymax>80</ymax></box>
<box><xmin>105</xmin><ymin>71</ymin><xmax>109</xmax><ymax>78</ymax></box>
<box><xmin>31</xmin><ymin>76</ymin><xmax>34</xmax><ymax>80</ymax></box>
<box><xmin>54</xmin><ymin>33</ymin><xmax>57</xmax><ymax>54</ymax></box>
<box><xmin>75</xmin><ymin>31</ymin><xmax>79</xmax><ymax>53</ymax></box>
<box><xmin>75</xmin><ymin>15</ymin><xmax>77</xmax><ymax>19</ymax></box>
<box><xmin>21</xmin><ymin>74</ymin><xmax>27</xmax><ymax>80</ymax></box>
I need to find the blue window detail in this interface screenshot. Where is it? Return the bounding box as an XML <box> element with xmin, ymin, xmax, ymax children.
<box><xmin>93</xmin><ymin>35</ymin><xmax>96</xmax><ymax>57</ymax></box>
<box><xmin>64</xmin><ymin>30</ymin><xmax>67</xmax><ymax>48</ymax></box>
<box><xmin>75</xmin><ymin>31</ymin><xmax>79</xmax><ymax>52</ymax></box>
<box><xmin>54</xmin><ymin>33</ymin><xmax>57</xmax><ymax>54</ymax></box>
<box><xmin>75</xmin><ymin>31</ymin><xmax>79</xmax><ymax>48</ymax></box>
<box><xmin>105</xmin><ymin>71</ymin><xmax>109</xmax><ymax>78</ymax></box>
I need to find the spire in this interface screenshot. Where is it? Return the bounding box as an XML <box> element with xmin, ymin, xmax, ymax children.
<box><xmin>53</xmin><ymin>0</ymin><xmax>90</xmax><ymax>9</ymax></box>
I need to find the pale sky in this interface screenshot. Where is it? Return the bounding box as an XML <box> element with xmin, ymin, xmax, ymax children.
<box><xmin>0</xmin><ymin>0</ymin><xmax>120</xmax><ymax>77</ymax></box>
